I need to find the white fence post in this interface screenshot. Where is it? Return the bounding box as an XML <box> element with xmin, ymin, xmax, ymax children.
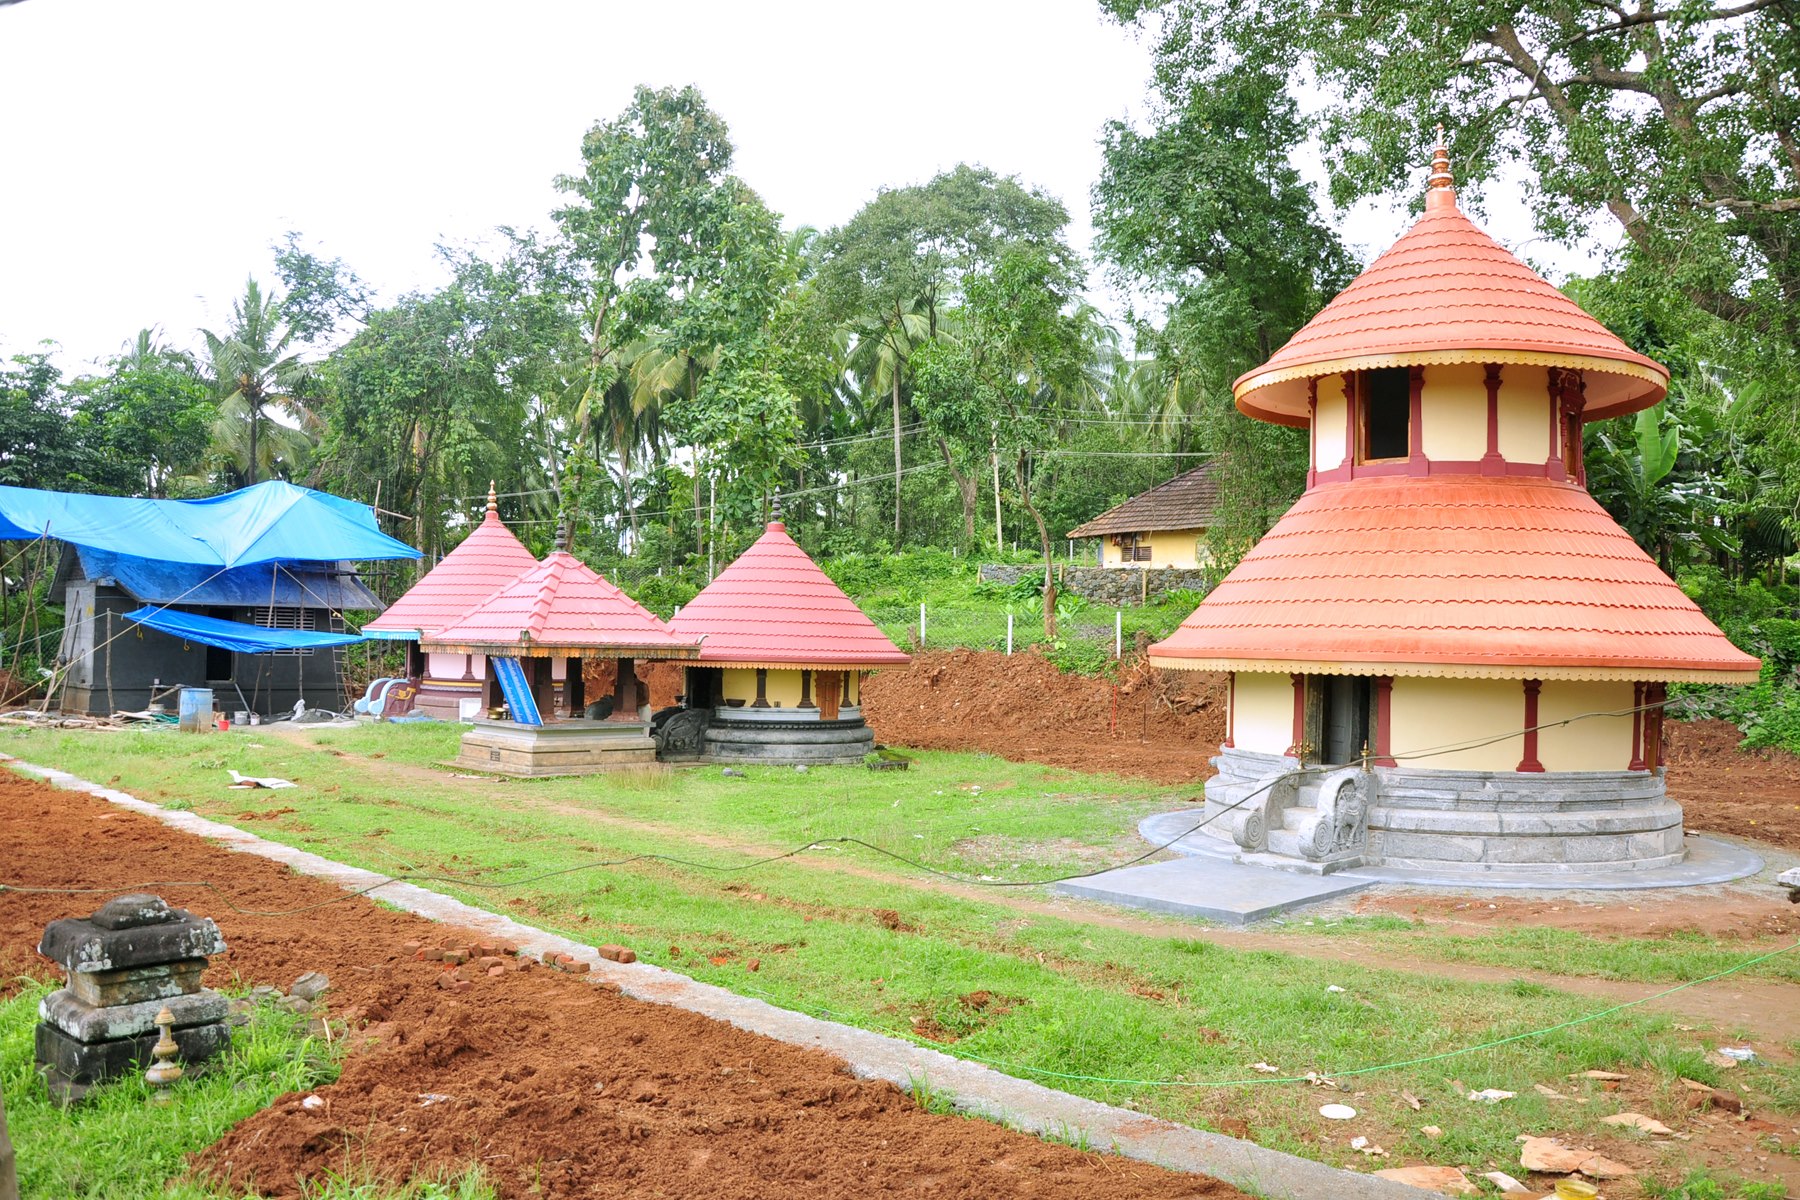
<box><xmin>1006</xmin><ymin>612</ymin><xmax>1014</xmax><ymax>656</ymax></box>
<box><xmin>1115</xmin><ymin>610</ymin><xmax>1123</xmax><ymax>659</ymax></box>
<box><xmin>919</xmin><ymin>602</ymin><xmax>927</xmax><ymax>648</ymax></box>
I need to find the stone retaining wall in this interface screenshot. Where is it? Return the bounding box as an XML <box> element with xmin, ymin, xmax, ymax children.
<box><xmin>977</xmin><ymin>564</ymin><xmax>1212</xmax><ymax>606</ymax></box>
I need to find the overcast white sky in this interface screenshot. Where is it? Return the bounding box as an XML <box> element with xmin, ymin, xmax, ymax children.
<box><xmin>1</xmin><ymin>1</ymin><xmax>1606</xmax><ymax>374</ymax></box>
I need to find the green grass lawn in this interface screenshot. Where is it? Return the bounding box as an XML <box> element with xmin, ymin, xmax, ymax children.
<box><xmin>6</xmin><ymin>721</ymin><xmax>1797</xmax><ymax>1182</ymax></box>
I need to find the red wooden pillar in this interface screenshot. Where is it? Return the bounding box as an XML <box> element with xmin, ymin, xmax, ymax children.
<box><xmin>1406</xmin><ymin>365</ymin><xmax>1426</xmax><ymax>475</ymax></box>
<box><xmin>1373</xmin><ymin>675</ymin><xmax>1396</xmax><ymax>766</ymax></box>
<box><xmin>610</xmin><ymin>656</ymin><xmax>642</xmax><ymax>722</ymax></box>
<box><xmin>1517</xmin><ymin>678</ymin><xmax>1545</xmax><ymax>772</ymax></box>
<box><xmin>1286</xmin><ymin>672</ymin><xmax>1306</xmax><ymax>759</ymax></box>
<box><xmin>1480</xmin><ymin>363</ymin><xmax>1505</xmax><ymax>474</ymax></box>
<box><xmin>1306</xmin><ymin>378</ymin><xmax>1319</xmax><ymax>490</ymax></box>
<box><xmin>1628</xmin><ymin>682</ymin><xmax>1648</xmax><ymax>771</ymax></box>
<box><xmin>1222</xmin><ymin>674</ymin><xmax>1236</xmax><ymax>749</ymax></box>
<box><xmin>1343</xmin><ymin>372</ymin><xmax>1358</xmax><ymax>478</ymax></box>
<box><xmin>1644</xmin><ymin>682</ymin><xmax>1667</xmax><ymax>769</ymax></box>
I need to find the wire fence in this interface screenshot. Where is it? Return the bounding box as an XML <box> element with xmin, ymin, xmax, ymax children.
<box><xmin>863</xmin><ymin>601</ymin><xmax>1195</xmax><ymax>664</ymax></box>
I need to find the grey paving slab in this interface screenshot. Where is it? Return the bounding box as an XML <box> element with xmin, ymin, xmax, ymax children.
<box><xmin>1054</xmin><ymin>857</ymin><xmax>1374</xmax><ymax>924</ymax></box>
<box><xmin>1</xmin><ymin>753</ymin><xmax>1424</xmax><ymax>1200</ymax></box>
<box><xmin>1137</xmin><ymin>811</ymin><xmax>1764</xmax><ymax>891</ymax></box>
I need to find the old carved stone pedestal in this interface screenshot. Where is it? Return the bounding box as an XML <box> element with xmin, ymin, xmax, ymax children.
<box><xmin>35</xmin><ymin>894</ymin><xmax>230</xmax><ymax>1103</ymax></box>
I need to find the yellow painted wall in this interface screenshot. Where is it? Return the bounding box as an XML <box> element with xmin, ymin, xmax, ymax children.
<box><xmin>1101</xmin><ymin>529</ymin><xmax>1207</xmax><ymax>568</ymax></box>
<box><xmin>1389</xmin><ymin>676</ymin><xmax>1524</xmax><ymax>770</ymax></box>
<box><xmin>1497</xmin><ymin>364</ymin><xmax>1552</xmax><ymax>464</ymax></box>
<box><xmin>721</xmin><ymin>667</ymin><xmax>807</xmax><ymax>707</ymax></box>
<box><xmin>1232</xmin><ymin>672</ymin><xmax>1295</xmax><ymax>755</ymax></box>
<box><xmin>1420</xmin><ymin>363</ymin><xmax>1488</xmax><ymax>461</ymax></box>
<box><xmin>1313</xmin><ymin>375</ymin><xmax>1348</xmax><ymax>472</ymax></box>
<box><xmin>1537</xmin><ymin>679</ymin><xmax>1635</xmax><ymax>771</ymax></box>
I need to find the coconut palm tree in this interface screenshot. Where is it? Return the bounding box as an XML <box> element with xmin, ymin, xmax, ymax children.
<box><xmin>843</xmin><ymin>295</ymin><xmax>932</xmax><ymax>537</ymax></box>
<box><xmin>200</xmin><ymin>278</ymin><xmax>314</xmax><ymax>486</ymax></box>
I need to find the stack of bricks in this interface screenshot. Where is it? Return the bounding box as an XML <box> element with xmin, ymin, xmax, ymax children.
<box><xmin>35</xmin><ymin>894</ymin><xmax>230</xmax><ymax>1104</ymax></box>
<box><xmin>402</xmin><ymin>937</ymin><xmax>640</xmax><ymax>989</ymax></box>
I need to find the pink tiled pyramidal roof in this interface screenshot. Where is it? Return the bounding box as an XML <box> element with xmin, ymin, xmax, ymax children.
<box><xmin>1147</xmin><ymin>477</ymin><xmax>1759</xmax><ymax>682</ymax></box>
<box><xmin>364</xmin><ymin>486</ymin><xmax>538</xmax><ymax>637</ymax></box>
<box><xmin>1234</xmin><ymin>143</ymin><xmax>1668</xmax><ymax>427</ymax></box>
<box><xmin>424</xmin><ymin>551</ymin><xmax>700</xmax><ymax>659</ymax></box>
<box><xmin>668</xmin><ymin>522</ymin><xmax>911</xmax><ymax>669</ymax></box>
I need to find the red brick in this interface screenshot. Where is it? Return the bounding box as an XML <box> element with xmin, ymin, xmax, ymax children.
<box><xmin>401</xmin><ymin>941</ymin><xmax>422</xmax><ymax>955</ymax></box>
<box><xmin>486</xmin><ymin>965</ymin><xmax>506</xmax><ymax>978</ymax></box>
<box><xmin>568</xmin><ymin>960</ymin><xmax>591</xmax><ymax>974</ymax></box>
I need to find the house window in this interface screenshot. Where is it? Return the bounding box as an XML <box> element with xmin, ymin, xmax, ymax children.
<box><xmin>250</xmin><ymin>605</ymin><xmax>318</xmax><ymax>657</ymax></box>
<box><xmin>1114</xmin><ymin>534</ymin><xmax>1153</xmax><ymax>563</ymax></box>
<box><xmin>1359</xmin><ymin>368</ymin><xmax>1411</xmax><ymax>462</ymax></box>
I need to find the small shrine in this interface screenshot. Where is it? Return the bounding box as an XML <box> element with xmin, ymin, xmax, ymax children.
<box><xmin>657</xmin><ymin>516</ymin><xmax>910</xmax><ymax>765</ymax></box>
<box><xmin>364</xmin><ymin>485</ymin><xmax>541</xmax><ymax>720</ymax></box>
<box><xmin>1148</xmin><ymin>137</ymin><xmax>1759</xmax><ymax>875</ymax></box>
<box><xmin>422</xmin><ymin>546</ymin><xmax>700</xmax><ymax>775</ymax></box>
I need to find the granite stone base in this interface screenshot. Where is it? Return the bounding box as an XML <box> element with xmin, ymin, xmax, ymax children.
<box><xmin>35</xmin><ymin>1019</ymin><xmax>230</xmax><ymax>1104</ymax></box>
<box><xmin>1202</xmin><ymin>747</ymin><xmax>1691</xmax><ymax>874</ymax></box>
<box><xmin>702</xmin><ymin>715</ymin><xmax>875</xmax><ymax>766</ymax></box>
<box><xmin>455</xmin><ymin>718</ymin><xmax>657</xmax><ymax>777</ymax></box>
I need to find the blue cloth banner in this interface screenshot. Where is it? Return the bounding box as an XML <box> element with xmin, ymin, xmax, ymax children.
<box><xmin>122</xmin><ymin>607</ymin><xmax>367</xmax><ymax>655</ymax></box>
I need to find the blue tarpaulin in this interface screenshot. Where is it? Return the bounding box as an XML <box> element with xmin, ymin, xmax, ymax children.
<box><xmin>122</xmin><ymin>607</ymin><xmax>367</xmax><ymax>655</ymax></box>
<box><xmin>0</xmin><ymin>481</ymin><xmax>419</xmax><ymax>566</ymax></box>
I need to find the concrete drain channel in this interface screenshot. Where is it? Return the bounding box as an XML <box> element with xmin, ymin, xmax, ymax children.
<box><xmin>3</xmin><ymin>753</ymin><xmax>1420</xmax><ymax>1200</ymax></box>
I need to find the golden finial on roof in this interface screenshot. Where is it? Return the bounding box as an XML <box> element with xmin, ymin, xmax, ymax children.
<box><xmin>1426</xmin><ymin>125</ymin><xmax>1456</xmax><ymax>210</ymax></box>
<box><xmin>486</xmin><ymin>482</ymin><xmax>498</xmax><ymax>515</ymax></box>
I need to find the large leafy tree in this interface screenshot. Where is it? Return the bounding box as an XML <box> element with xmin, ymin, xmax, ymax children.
<box><xmin>1093</xmin><ymin>63</ymin><xmax>1356</xmax><ymax>566</ymax></box>
<box><xmin>68</xmin><ymin>329</ymin><xmax>213</xmax><ymax>497</ymax></box>
<box><xmin>913</xmin><ymin>244</ymin><xmax>1096</xmax><ymax>632</ymax></box>
<box><xmin>1103</xmin><ymin>0</ymin><xmax>1799</xmax><ymax>534</ymax></box>
<box><xmin>817</xmin><ymin>165</ymin><xmax>1080</xmax><ymax>545</ymax></box>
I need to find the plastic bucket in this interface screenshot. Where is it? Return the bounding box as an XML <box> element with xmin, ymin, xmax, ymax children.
<box><xmin>177</xmin><ymin>687</ymin><xmax>214</xmax><ymax>733</ymax></box>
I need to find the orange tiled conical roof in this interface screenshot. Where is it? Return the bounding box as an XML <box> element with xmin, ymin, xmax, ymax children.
<box><xmin>364</xmin><ymin>485</ymin><xmax>538</xmax><ymax>638</ymax></box>
<box><xmin>667</xmin><ymin>522</ymin><xmax>911</xmax><ymax>669</ymax></box>
<box><xmin>423</xmin><ymin>551</ymin><xmax>700</xmax><ymax>659</ymax></box>
<box><xmin>1234</xmin><ymin>143</ymin><xmax>1667</xmax><ymax>427</ymax></box>
<box><xmin>1147</xmin><ymin>476</ymin><xmax>1758</xmax><ymax>682</ymax></box>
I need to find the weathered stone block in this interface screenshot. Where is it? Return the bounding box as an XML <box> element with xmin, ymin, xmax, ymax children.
<box><xmin>35</xmin><ymin>1020</ymin><xmax>230</xmax><ymax>1104</ymax></box>
<box><xmin>38</xmin><ymin>987</ymin><xmax>227</xmax><ymax>1043</ymax></box>
<box><xmin>66</xmin><ymin>958</ymin><xmax>207</xmax><ymax>1008</ymax></box>
<box><xmin>40</xmin><ymin>904</ymin><xmax>225</xmax><ymax>975</ymax></box>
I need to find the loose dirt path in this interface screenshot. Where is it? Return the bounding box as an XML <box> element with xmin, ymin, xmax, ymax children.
<box><xmin>0</xmin><ymin>769</ymin><xmax>1238</xmax><ymax>1200</ymax></box>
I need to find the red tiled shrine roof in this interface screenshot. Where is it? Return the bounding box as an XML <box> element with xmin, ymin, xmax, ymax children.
<box><xmin>1233</xmin><ymin>149</ymin><xmax>1667</xmax><ymax>428</ymax></box>
<box><xmin>422</xmin><ymin>551</ymin><xmax>700</xmax><ymax>659</ymax></box>
<box><xmin>364</xmin><ymin>493</ymin><xmax>538</xmax><ymax>639</ymax></box>
<box><xmin>1147</xmin><ymin>477</ymin><xmax>1759</xmax><ymax>683</ymax></box>
<box><xmin>668</xmin><ymin>522</ymin><xmax>912</xmax><ymax>669</ymax></box>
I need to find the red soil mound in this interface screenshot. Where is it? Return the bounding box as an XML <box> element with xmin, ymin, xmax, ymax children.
<box><xmin>1664</xmin><ymin>718</ymin><xmax>1800</xmax><ymax>849</ymax></box>
<box><xmin>0</xmin><ymin>770</ymin><xmax>1236</xmax><ymax>1200</ymax></box>
<box><xmin>862</xmin><ymin>649</ymin><xmax>1226</xmax><ymax>785</ymax></box>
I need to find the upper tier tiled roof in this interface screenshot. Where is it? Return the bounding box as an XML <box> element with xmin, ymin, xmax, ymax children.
<box><xmin>668</xmin><ymin>522</ymin><xmax>911</xmax><ymax>669</ymax></box>
<box><xmin>364</xmin><ymin>497</ymin><xmax>537</xmax><ymax>638</ymax></box>
<box><xmin>1147</xmin><ymin>476</ymin><xmax>1759</xmax><ymax>682</ymax></box>
<box><xmin>423</xmin><ymin>551</ymin><xmax>699</xmax><ymax>658</ymax></box>
<box><xmin>1233</xmin><ymin>166</ymin><xmax>1667</xmax><ymax>427</ymax></box>
<box><xmin>1067</xmin><ymin>463</ymin><xmax>1221</xmax><ymax>538</ymax></box>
